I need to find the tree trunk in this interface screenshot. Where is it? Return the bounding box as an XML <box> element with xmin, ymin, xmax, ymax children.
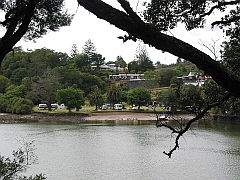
<box><xmin>0</xmin><ymin>0</ymin><xmax>37</xmax><ymax>63</ymax></box>
<box><xmin>77</xmin><ymin>0</ymin><xmax>240</xmax><ymax>98</ymax></box>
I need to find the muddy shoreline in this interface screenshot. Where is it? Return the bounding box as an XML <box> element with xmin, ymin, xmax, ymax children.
<box><xmin>0</xmin><ymin>111</ymin><xmax>195</xmax><ymax>124</ymax></box>
<box><xmin>0</xmin><ymin>111</ymin><xmax>239</xmax><ymax>124</ymax></box>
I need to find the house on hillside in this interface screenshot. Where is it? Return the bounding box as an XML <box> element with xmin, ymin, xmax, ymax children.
<box><xmin>109</xmin><ymin>73</ymin><xmax>143</xmax><ymax>81</ymax></box>
<box><xmin>177</xmin><ymin>72</ymin><xmax>212</xmax><ymax>86</ymax></box>
<box><xmin>109</xmin><ymin>73</ymin><xmax>146</xmax><ymax>89</ymax></box>
<box><xmin>91</xmin><ymin>64</ymin><xmax>124</xmax><ymax>72</ymax></box>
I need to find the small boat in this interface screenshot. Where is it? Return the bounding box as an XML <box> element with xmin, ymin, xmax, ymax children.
<box><xmin>159</xmin><ymin>114</ymin><xmax>169</xmax><ymax>121</ymax></box>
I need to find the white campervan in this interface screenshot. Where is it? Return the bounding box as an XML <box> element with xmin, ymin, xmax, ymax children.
<box><xmin>114</xmin><ymin>104</ymin><xmax>123</xmax><ymax>110</ymax></box>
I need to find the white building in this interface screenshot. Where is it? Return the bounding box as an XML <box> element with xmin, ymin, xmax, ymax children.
<box><xmin>177</xmin><ymin>72</ymin><xmax>212</xmax><ymax>86</ymax></box>
<box><xmin>91</xmin><ymin>64</ymin><xmax>124</xmax><ymax>72</ymax></box>
<box><xmin>109</xmin><ymin>73</ymin><xmax>144</xmax><ymax>80</ymax></box>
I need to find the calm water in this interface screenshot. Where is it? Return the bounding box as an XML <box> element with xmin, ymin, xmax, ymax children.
<box><xmin>0</xmin><ymin>121</ymin><xmax>239</xmax><ymax>180</ymax></box>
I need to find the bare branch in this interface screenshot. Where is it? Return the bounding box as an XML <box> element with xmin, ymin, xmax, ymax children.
<box><xmin>198</xmin><ymin>38</ymin><xmax>220</xmax><ymax>60</ymax></box>
<box><xmin>156</xmin><ymin>93</ymin><xmax>231</xmax><ymax>158</ymax></box>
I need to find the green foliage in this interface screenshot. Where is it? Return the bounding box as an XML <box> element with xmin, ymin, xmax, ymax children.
<box><xmin>201</xmin><ymin>79</ymin><xmax>226</xmax><ymax>104</ymax></box>
<box><xmin>53</xmin><ymin>66</ymin><xmax>82</xmax><ymax>88</ymax></box>
<box><xmin>1</xmin><ymin>0</ymin><xmax>73</xmax><ymax>40</ymax></box>
<box><xmin>118</xmin><ymin>83</ymin><xmax>129</xmax><ymax>103</ymax></box>
<box><xmin>1</xmin><ymin>48</ymin><xmax>31</xmax><ymax>85</ymax></box>
<box><xmin>0</xmin><ymin>75</ymin><xmax>10</xmax><ymax>94</ymax></box>
<box><xmin>127</xmin><ymin>88</ymin><xmax>151</xmax><ymax>109</ymax></box>
<box><xmin>108</xmin><ymin>84</ymin><xmax>121</xmax><ymax>107</ymax></box>
<box><xmin>78</xmin><ymin>73</ymin><xmax>106</xmax><ymax>96</ymax></box>
<box><xmin>10</xmin><ymin>68</ymin><xmax>28</xmax><ymax>85</ymax></box>
<box><xmin>1</xmin><ymin>47</ymin><xmax>69</xmax><ymax>83</ymax></box>
<box><xmin>56</xmin><ymin>86</ymin><xmax>85</xmax><ymax>112</ymax></box>
<box><xmin>3</xmin><ymin>84</ymin><xmax>28</xmax><ymax>99</ymax></box>
<box><xmin>157</xmin><ymin>88</ymin><xmax>177</xmax><ymax>107</ymax></box>
<box><xmin>0</xmin><ymin>98</ymin><xmax>8</xmax><ymax>113</ymax></box>
<box><xmin>88</xmin><ymin>87</ymin><xmax>104</xmax><ymax>110</ymax></box>
<box><xmin>178</xmin><ymin>84</ymin><xmax>204</xmax><ymax>113</ymax></box>
<box><xmin>91</xmin><ymin>53</ymin><xmax>105</xmax><ymax>70</ymax></box>
<box><xmin>143</xmin><ymin>1</ymin><xmax>217</xmax><ymax>31</ymax></box>
<box><xmin>221</xmin><ymin>17</ymin><xmax>240</xmax><ymax>76</ymax></box>
<box><xmin>128</xmin><ymin>60</ymin><xmax>140</xmax><ymax>73</ymax></box>
<box><xmin>142</xmin><ymin>70</ymin><xmax>160</xmax><ymax>89</ymax></box>
<box><xmin>116</xmin><ymin>56</ymin><xmax>127</xmax><ymax>68</ymax></box>
<box><xmin>202</xmin><ymin>79</ymin><xmax>240</xmax><ymax>115</ymax></box>
<box><xmin>0</xmin><ymin>97</ymin><xmax>34</xmax><ymax>114</ymax></box>
<box><xmin>29</xmin><ymin>69</ymin><xmax>62</xmax><ymax>110</ymax></box>
<box><xmin>157</xmin><ymin>84</ymin><xmax>204</xmax><ymax>114</ymax></box>
<box><xmin>128</xmin><ymin>44</ymin><xmax>154</xmax><ymax>73</ymax></box>
<box><xmin>13</xmin><ymin>98</ymin><xmax>34</xmax><ymax>114</ymax></box>
<box><xmin>70</xmin><ymin>43</ymin><xmax>79</xmax><ymax>58</ymax></box>
<box><xmin>0</xmin><ymin>141</ymin><xmax>46</xmax><ymax>180</ymax></box>
<box><xmin>74</xmin><ymin>53</ymin><xmax>91</xmax><ymax>72</ymax></box>
<box><xmin>157</xmin><ymin>68</ymin><xmax>176</xmax><ymax>87</ymax></box>
<box><xmin>82</xmin><ymin>39</ymin><xmax>97</xmax><ymax>61</ymax></box>
<box><xmin>174</xmin><ymin>64</ymin><xmax>188</xmax><ymax>76</ymax></box>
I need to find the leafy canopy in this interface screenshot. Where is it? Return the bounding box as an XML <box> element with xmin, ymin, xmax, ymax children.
<box><xmin>56</xmin><ymin>86</ymin><xmax>85</xmax><ymax>112</ymax></box>
<box><xmin>0</xmin><ymin>0</ymin><xmax>73</xmax><ymax>40</ymax></box>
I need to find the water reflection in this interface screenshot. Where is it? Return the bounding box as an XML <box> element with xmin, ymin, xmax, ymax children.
<box><xmin>0</xmin><ymin>121</ymin><xmax>239</xmax><ymax>180</ymax></box>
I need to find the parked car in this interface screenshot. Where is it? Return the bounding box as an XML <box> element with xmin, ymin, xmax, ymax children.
<box><xmin>131</xmin><ymin>105</ymin><xmax>136</xmax><ymax>110</ymax></box>
<box><xmin>114</xmin><ymin>104</ymin><xmax>123</xmax><ymax>110</ymax></box>
<box><xmin>102</xmin><ymin>104</ymin><xmax>108</xmax><ymax>110</ymax></box>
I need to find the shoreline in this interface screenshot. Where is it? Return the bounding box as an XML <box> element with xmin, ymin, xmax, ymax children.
<box><xmin>0</xmin><ymin>111</ymin><xmax>239</xmax><ymax>124</ymax></box>
<box><xmin>0</xmin><ymin>111</ymin><xmax>195</xmax><ymax>124</ymax></box>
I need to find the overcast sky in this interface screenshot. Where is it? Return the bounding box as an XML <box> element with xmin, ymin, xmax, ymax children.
<box><xmin>1</xmin><ymin>0</ymin><xmax>226</xmax><ymax>65</ymax></box>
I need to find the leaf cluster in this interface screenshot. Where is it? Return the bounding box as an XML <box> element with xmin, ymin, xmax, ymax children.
<box><xmin>143</xmin><ymin>0</ymin><xmax>239</xmax><ymax>31</ymax></box>
<box><xmin>0</xmin><ymin>0</ymin><xmax>73</xmax><ymax>41</ymax></box>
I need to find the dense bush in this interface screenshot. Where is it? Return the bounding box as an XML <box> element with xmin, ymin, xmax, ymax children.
<box><xmin>0</xmin><ymin>97</ymin><xmax>34</xmax><ymax>114</ymax></box>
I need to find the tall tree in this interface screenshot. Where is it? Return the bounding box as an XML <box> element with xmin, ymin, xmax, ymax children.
<box><xmin>135</xmin><ymin>43</ymin><xmax>154</xmax><ymax>73</ymax></box>
<box><xmin>56</xmin><ymin>86</ymin><xmax>85</xmax><ymax>112</ymax></box>
<box><xmin>70</xmin><ymin>43</ymin><xmax>79</xmax><ymax>58</ymax></box>
<box><xmin>78</xmin><ymin>73</ymin><xmax>106</xmax><ymax>96</ymax></box>
<box><xmin>91</xmin><ymin>53</ymin><xmax>105</xmax><ymax>70</ymax></box>
<box><xmin>127</xmin><ymin>87</ymin><xmax>151</xmax><ymax>110</ymax></box>
<box><xmin>108</xmin><ymin>84</ymin><xmax>120</xmax><ymax>108</ymax></box>
<box><xmin>74</xmin><ymin>53</ymin><xmax>91</xmax><ymax>72</ymax></box>
<box><xmin>116</xmin><ymin>55</ymin><xmax>127</xmax><ymax>68</ymax></box>
<box><xmin>88</xmin><ymin>87</ymin><xmax>104</xmax><ymax>110</ymax></box>
<box><xmin>82</xmin><ymin>39</ymin><xmax>97</xmax><ymax>62</ymax></box>
<box><xmin>142</xmin><ymin>70</ymin><xmax>159</xmax><ymax>90</ymax></box>
<box><xmin>0</xmin><ymin>0</ymin><xmax>73</xmax><ymax>62</ymax></box>
<box><xmin>128</xmin><ymin>60</ymin><xmax>140</xmax><ymax>73</ymax></box>
<box><xmin>30</xmin><ymin>69</ymin><xmax>62</xmax><ymax>111</ymax></box>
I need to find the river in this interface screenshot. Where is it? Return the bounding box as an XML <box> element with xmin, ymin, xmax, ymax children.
<box><xmin>0</xmin><ymin>120</ymin><xmax>239</xmax><ymax>180</ymax></box>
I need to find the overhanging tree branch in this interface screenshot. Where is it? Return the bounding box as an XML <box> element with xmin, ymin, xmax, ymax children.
<box><xmin>200</xmin><ymin>0</ymin><xmax>240</xmax><ymax>18</ymax></box>
<box><xmin>212</xmin><ymin>15</ymin><xmax>240</xmax><ymax>27</ymax></box>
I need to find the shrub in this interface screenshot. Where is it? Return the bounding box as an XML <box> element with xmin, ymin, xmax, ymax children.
<box><xmin>0</xmin><ymin>97</ymin><xmax>34</xmax><ymax>114</ymax></box>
